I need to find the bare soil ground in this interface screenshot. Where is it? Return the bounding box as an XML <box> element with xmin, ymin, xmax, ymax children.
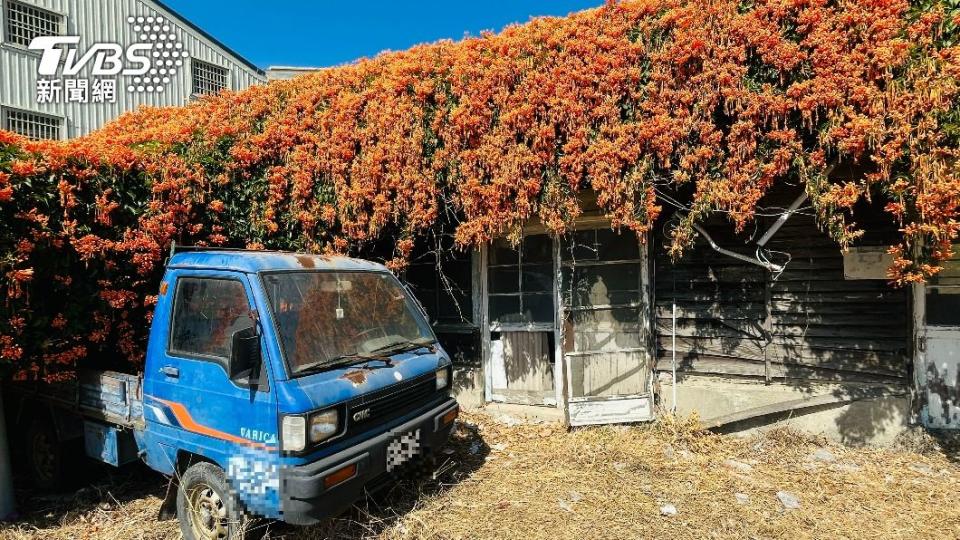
<box><xmin>1</xmin><ymin>411</ymin><xmax>958</xmax><ymax>540</ymax></box>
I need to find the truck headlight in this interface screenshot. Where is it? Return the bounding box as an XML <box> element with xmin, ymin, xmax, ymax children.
<box><xmin>281</xmin><ymin>415</ymin><xmax>306</xmax><ymax>452</ymax></box>
<box><xmin>436</xmin><ymin>366</ymin><xmax>449</xmax><ymax>390</ymax></box>
<box><xmin>309</xmin><ymin>409</ymin><xmax>339</xmax><ymax>443</ymax></box>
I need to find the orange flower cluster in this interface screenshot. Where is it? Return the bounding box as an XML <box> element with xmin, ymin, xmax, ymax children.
<box><xmin>0</xmin><ymin>0</ymin><xmax>958</xmax><ymax>377</ymax></box>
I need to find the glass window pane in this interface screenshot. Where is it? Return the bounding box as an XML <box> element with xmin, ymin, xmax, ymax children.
<box><xmin>523</xmin><ymin>293</ymin><xmax>554</xmax><ymax>323</ymax></box>
<box><xmin>522</xmin><ymin>263</ymin><xmax>553</xmax><ymax>293</ymax></box>
<box><xmin>488</xmin><ymin>267</ymin><xmax>519</xmax><ymax>293</ymax></box>
<box><xmin>563</xmin><ymin>264</ymin><xmax>640</xmax><ymax>307</ymax></box>
<box><xmin>561</xmin><ymin>230</ymin><xmax>598</xmax><ymax>262</ymax></box>
<box><xmin>443</xmin><ymin>257</ymin><xmax>473</xmax><ymax>290</ymax></box>
<box><xmin>171</xmin><ymin>279</ymin><xmax>252</xmax><ymax>359</ymax></box>
<box><xmin>596</xmin><ymin>229</ymin><xmax>641</xmax><ymax>261</ymax></box>
<box><xmin>926</xmin><ymin>288</ymin><xmax>960</xmax><ymax>326</ymax></box>
<box><xmin>438</xmin><ymin>288</ymin><xmax>472</xmax><ymax>322</ymax></box>
<box><xmin>405</xmin><ymin>248</ymin><xmax>474</xmax><ymax>324</ymax></box>
<box><xmin>561</xmin><ymin>229</ymin><xmax>641</xmax><ymax>262</ymax></box>
<box><xmin>489</xmin><ymin>238</ymin><xmax>519</xmax><ymax>266</ymax></box>
<box><xmin>523</xmin><ymin>234</ymin><xmax>553</xmax><ymax>264</ymax></box>
<box><xmin>489</xmin><ymin>295</ymin><xmax>522</xmax><ymax>324</ymax></box>
<box><xmin>404</xmin><ymin>263</ymin><xmax>436</xmax><ymax>291</ymax></box>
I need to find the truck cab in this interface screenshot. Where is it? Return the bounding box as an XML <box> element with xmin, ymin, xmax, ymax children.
<box><xmin>139</xmin><ymin>250</ymin><xmax>458</xmax><ymax>536</ymax></box>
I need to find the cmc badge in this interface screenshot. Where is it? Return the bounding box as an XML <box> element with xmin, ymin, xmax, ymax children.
<box><xmin>352</xmin><ymin>408</ymin><xmax>371</xmax><ymax>422</ymax></box>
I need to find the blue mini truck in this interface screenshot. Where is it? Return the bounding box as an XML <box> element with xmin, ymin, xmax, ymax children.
<box><xmin>4</xmin><ymin>248</ymin><xmax>459</xmax><ymax>539</ymax></box>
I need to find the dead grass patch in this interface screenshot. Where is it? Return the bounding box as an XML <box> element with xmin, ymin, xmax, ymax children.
<box><xmin>1</xmin><ymin>410</ymin><xmax>958</xmax><ymax>539</ymax></box>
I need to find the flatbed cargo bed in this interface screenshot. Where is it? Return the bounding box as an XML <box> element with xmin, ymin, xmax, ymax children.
<box><xmin>6</xmin><ymin>370</ymin><xmax>144</xmax><ymax>429</ymax></box>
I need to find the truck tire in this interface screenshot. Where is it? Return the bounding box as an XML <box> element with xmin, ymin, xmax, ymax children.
<box><xmin>177</xmin><ymin>461</ymin><xmax>263</xmax><ymax>540</ymax></box>
<box><xmin>24</xmin><ymin>416</ymin><xmax>63</xmax><ymax>490</ymax></box>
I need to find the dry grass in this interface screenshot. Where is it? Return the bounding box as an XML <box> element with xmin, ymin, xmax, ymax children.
<box><xmin>2</xmin><ymin>410</ymin><xmax>959</xmax><ymax>540</ymax></box>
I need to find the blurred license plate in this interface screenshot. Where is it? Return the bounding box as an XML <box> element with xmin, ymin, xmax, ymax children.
<box><xmin>386</xmin><ymin>429</ymin><xmax>421</xmax><ymax>471</ymax></box>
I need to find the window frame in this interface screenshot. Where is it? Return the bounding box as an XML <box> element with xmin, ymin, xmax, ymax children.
<box><xmin>1</xmin><ymin>106</ymin><xmax>64</xmax><ymax>140</ymax></box>
<box><xmin>190</xmin><ymin>58</ymin><xmax>229</xmax><ymax>97</ymax></box>
<box><xmin>403</xmin><ymin>251</ymin><xmax>475</xmax><ymax>327</ymax></box>
<box><xmin>2</xmin><ymin>0</ymin><xmax>65</xmax><ymax>50</ymax></box>
<box><xmin>486</xmin><ymin>234</ymin><xmax>556</xmax><ymax>328</ymax></box>
<box><xmin>166</xmin><ymin>275</ymin><xmax>254</xmax><ymax>367</ymax></box>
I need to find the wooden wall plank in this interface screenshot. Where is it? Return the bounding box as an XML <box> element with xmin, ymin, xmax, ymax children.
<box><xmin>653</xmin><ymin>186</ymin><xmax>909</xmax><ymax>384</ymax></box>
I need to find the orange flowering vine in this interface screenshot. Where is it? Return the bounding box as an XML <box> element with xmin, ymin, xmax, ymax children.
<box><xmin>0</xmin><ymin>0</ymin><xmax>958</xmax><ymax>377</ymax></box>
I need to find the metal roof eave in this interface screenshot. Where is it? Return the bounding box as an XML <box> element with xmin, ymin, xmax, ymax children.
<box><xmin>149</xmin><ymin>0</ymin><xmax>266</xmax><ymax>78</ymax></box>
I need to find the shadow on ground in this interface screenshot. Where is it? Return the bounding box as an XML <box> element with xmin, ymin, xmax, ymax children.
<box><xmin>1</xmin><ymin>420</ymin><xmax>489</xmax><ymax>539</ymax></box>
<box><xmin>274</xmin><ymin>420</ymin><xmax>489</xmax><ymax>539</ymax></box>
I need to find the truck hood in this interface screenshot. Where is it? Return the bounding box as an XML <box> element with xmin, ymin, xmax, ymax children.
<box><xmin>274</xmin><ymin>347</ymin><xmax>447</xmax><ymax>413</ymax></box>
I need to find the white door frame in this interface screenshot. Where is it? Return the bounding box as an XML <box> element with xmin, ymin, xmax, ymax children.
<box><xmin>560</xmin><ymin>221</ymin><xmax>654</xmax><ymax>426</ymax></box>
<box><xmin>913</xmin><ymin>278</ymin><xmax>960</xmax><ymax>428</ymax></box>
<box><xmin>479</xmin><ymin>220</ymin><xmax>655</xmax><ymax>425</ymax></box>
<box><xmin>480</xmin><ymin>232</ymin><xmax>562</xmax><ymax>407</ymax></box>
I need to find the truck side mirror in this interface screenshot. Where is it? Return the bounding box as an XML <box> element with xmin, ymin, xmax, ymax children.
<box><xmin>230</xmin><ymin>326</ymin><xmax>262</xmax><ymax>383</ymax></box>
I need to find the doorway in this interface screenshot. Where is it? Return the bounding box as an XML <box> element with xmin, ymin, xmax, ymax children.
<box><xmin>917</xmin><ymin>249</ymin><xmax>960</xmax><ymax>428</ymax></box>
<box><xmin>482</xmin><ymin>224</ymin><xmax>654</xmax><ymax>425</ymax></box>
<box><xmin>560</xmin><ymin>227</ymin><xmax>653</xmax><ymax>425</ymax></box>
<box><xmin>485</xmin><ymin>233</ymin><xmax>557</xmax><ymax>406</ymax></box>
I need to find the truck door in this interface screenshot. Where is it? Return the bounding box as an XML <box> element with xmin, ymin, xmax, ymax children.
<box><xmin>144</xmin><ymin>271</ymin><xmax>279</xmax><ymax>490</ymax></box>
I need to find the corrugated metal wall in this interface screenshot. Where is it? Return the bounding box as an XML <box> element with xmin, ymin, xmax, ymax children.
<box><xmin>0</xmin><ymin>0</ymin><xmax>266</xmax><ymax>137</ymax></box>
<box><xmin>654</xmin><ymin>186</ymin><xmax>911</xmax><ymax>386</ymax></box>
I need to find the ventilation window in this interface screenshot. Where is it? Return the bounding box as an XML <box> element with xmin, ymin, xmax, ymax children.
<box><xmin>4</xmin><ymin>1</ymin><xmax>63</xmax><ymax>47</ymax></box>
<box><xmin>3</xmin><ymin>108</ymin><xmax>61</xmax><ymax>140</ymax></box>
<box><xmin>191</xmin><ymin>59</ymin><xmax>228</xmax><ymax>96</ymax></box>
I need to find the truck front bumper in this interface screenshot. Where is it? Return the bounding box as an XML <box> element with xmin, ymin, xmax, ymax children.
<box><xmin>278</xmin><ymin>398</ymin><xmax>458</xmax><ymax>525</ymax></box>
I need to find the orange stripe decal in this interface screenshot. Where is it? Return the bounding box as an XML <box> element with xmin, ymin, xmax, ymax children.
<box><xmin>151</xmin><ymin>397</ymin><xmax>276</xmax><ymax>451</ymax></box>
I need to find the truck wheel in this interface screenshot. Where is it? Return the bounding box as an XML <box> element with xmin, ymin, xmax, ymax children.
<box><xmin>25</xmin><ymin>416</ymin><xmax>63</xmax><ymax>490</ymax></box>
<box><xmin>177</xmin><ymin>461</ymin><xmax>258</xmax><ymax>540</ymax></box>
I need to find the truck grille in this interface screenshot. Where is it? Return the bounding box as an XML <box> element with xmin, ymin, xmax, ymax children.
<box><xmin>346</xmin><ymin>373</ymin><xmax>438</xmax><ymax>431</ymax></box>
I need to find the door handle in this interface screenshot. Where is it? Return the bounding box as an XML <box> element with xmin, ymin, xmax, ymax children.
<box><xmin>160</xmin><ymin>365</ymin><xmax>180</xmax><ymax>379</ymax></box>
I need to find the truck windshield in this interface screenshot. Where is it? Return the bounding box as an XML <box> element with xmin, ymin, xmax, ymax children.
<box><xmin>262</xmin><ymin>271</ymin><xmax>435</xmax><ymax>375</ymax></box>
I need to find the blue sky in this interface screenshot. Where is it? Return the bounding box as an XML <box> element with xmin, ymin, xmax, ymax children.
<box><xmin>162</xmin><ymin>1</ymin><xmax>602</xmax><ymax>69</ymax></box>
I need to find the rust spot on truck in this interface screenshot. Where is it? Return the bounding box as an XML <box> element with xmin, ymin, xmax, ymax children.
<box><xmin>295</xmin><ymin>255</ymin><xmax>316</xmax><ymax>268</ymax></box>
<box><xmin>340</xmin><ymin>370</ymin><xmax>368</xmax><ymax>386</ymax></box>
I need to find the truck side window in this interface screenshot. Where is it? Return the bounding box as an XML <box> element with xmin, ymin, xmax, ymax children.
<box><xmin>170</xmin><ymin>278</ymin><xmax>253</xmax><ymax>360</ymax></box>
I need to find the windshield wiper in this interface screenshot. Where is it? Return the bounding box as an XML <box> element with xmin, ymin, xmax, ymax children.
<box><xmin>370</xmin><ymin>338</ymin><xmax>436</xmax><ymax>357</ymax></box>
<box><xmin>296</xmin><ymin>353</ymin><xmax>392</xmax><ymax>376</ymax></box>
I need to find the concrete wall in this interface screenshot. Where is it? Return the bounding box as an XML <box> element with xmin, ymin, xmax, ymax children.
<box><xmin>452</xmin><ymin>366</ymin><xmax>484</xmax><ymax>409</ymax></box>
<box><xmin>664</xmin><ymin>374</ymin><xmax>909</xmax><ymax>446</ymax></box>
